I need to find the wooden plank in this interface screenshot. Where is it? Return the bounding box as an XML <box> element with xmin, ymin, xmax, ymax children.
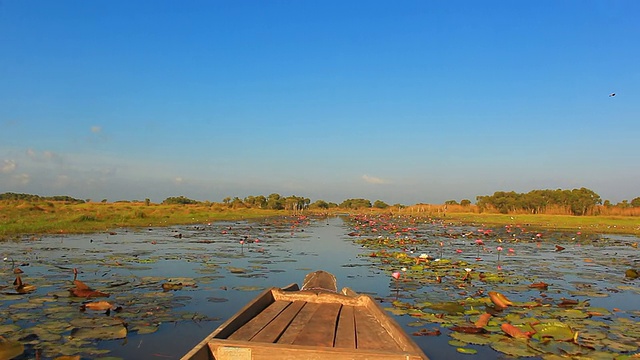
<box><xmin>208</xmin><ymin>339</ymin><xmax>427</xmax><ymax>360</ymax></box>
<box><xmin>301</xmin><ymin>270</ymin><xmax>337</xmax><ymax>292</ymax></box>
<box><xmin>291</xmin><ymin>302</ymin><xmax>342</xmax><ymax>347</ymax></box>
<box><xmin>354</xmin><ymin>306</ymin><xmax>401</xmax><ymax>352</ymax></box>
<box><xmin>250</xmin><ymin>300</ymin><xmax>306</xmax><ymax>343</ymax></box>
<box><xmin>228</xmin><ymin>300</ymin><xmax>292</xmax><ymax>341</ymax></box>
<box><xmin>334</xmin><ymin>305</ymin><xmax>356</xmax><ymax>349</ymax></box>
<box><xmin>273</xmin><ymin>288</ymin><xmax>367</xmax><ymax>306</ymax></box>
<box><xmin>276</xmin><ymin>302</ymin><xmax>319</xmax><ymax>344</ymax></box>
<box><xmin>180</xmin><ymin>287</ymin><xmax>276</xmax><ymax>360</ymax></box>
<box><xmin>361</xmin><ymin>296</ymin><xmax>429</xmax><ymax>358</ymax></box>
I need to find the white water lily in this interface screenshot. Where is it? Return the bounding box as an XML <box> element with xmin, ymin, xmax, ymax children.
<box><xmin>401</xmin><ymin>267</ymin><xmax>407</xmax><ymax>272</ymax></box>
<box><xmin>419</xmin><ymin>253</ymin><xmax>429</xmax><ymax>259</ymax></box>
<box><xmin>465</xmin><ymin>268</ymin><xmax>472</xmax><ymax>272</ymax></box>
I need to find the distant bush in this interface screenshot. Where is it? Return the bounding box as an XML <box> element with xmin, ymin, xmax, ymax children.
<box><xmin>0</xmin><ymin>192</ymin><xmax>84</xmax><ymax>203</ymax></box>
<box><xmin>162</xmin><ymin>196</ymin><xmax>199</xmax><ymax>205</ymax></box>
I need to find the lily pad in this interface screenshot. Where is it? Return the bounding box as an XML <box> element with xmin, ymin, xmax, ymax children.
<box><xmin>70</xmin><ymin>324</ymin><xmax>127</xmax><ymax>340</ymax></box>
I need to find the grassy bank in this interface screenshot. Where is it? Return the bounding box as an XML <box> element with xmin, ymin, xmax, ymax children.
<box><xmin>2</xmin><ymin>201</ymin><xmax>639</xmax><ymax>239</ymax></box>
<box><xmin>0</xmin><ymin>201</ymin><xmax>287</xmax><ymax>239</ymax></box>
<box><xmin>434</xmin><ymin>212</ymin><xmax>640</xmax><ymax>235</ymax></box>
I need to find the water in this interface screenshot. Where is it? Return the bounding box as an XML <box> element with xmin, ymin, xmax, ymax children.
<box><xmin>1</xmin><ymin>215</ymin><xmax>639</xmax><ymax>359</ymax></box>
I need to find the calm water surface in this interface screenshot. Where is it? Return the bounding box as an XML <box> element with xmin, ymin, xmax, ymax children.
<box><xmin>1</xmin><ymin>216</ymin><xmax>638</xmax><ymax>359</ymax></box>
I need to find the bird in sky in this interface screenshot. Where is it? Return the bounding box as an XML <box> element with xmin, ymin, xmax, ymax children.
<box><xmin>609</xmin><ymin>93</ymin><xmax>616</xmax><ymax>97</ymax></box>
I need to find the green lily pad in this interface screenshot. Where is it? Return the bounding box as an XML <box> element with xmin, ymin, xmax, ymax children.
<box><xmin>532</xmin><ymin>321</ymin><xmax>574</xmax><ymax>341</ymax></box>
<box><xmin>491</xmin><ymin>338</ymin><xmax>539</xmax><ymax>357</ymax></box>
<box><xmin>456</xmin><ymin>347</ymin><xmax>478</xmax><ymax>354</ymax></box>
<box><xmin>70</xmin><ymin>324</ymin><xmax>127</xmax><ymax>340</ymax></box>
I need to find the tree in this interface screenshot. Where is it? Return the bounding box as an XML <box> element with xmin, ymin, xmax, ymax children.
<box><xmin>310</xmin><ymin>200</ymin><xmax>329</xmax><ymax>209</ymax></box>
<box><xmin>267</xmin><ymin>193</ymin><xmax>284</xmax><ymax>210</ymax></box>
<box><xmin>444</xmin><ymin>200</ymin><xmax>459</xmax><ymax>205</ymax></box>
<box><xmin>340</xmin><ymin>198</ymin><xmax>372</xmax><ymax>209</ymax></box>
<box><xmin>631</xmin><ymin>197</ymin><xmax>640</xmax><ymax>208</ymax></box>
<box><xmin>373</xmin><ymin>200</ymin><xmax>389</xmax><ymax>209</ymax></box>
<box><xmin>163</xmin><ymin>196</ymin><xmax>198</xmax><ymax>205</ymax></box>
<box><xmin>460</xmin><ymin>199</ymin><xmax>471</xmax><ymax>206</ymax></box>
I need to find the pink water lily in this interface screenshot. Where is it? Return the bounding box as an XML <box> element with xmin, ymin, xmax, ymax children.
<box><xmin>391</xmin><ymin>271</ymin><xmax>401</xmax><ymax>280</ymax></box>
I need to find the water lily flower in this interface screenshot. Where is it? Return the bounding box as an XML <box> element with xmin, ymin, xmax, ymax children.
<box><xmin>462</xmin><ymin>268</ymin><xmax>472</xmax><ymax>281</ymax></box>
<box><xmin>391</xmin><ymin>271</ymin><xmax>401</xmax><ymax>280</ymax></box>
<box><xmin>456</xmin><ymin>249</ymin><xmax>463</xmax><ymax>253</ymax></box>
<box><xmin>497</xmin><ymin>246</ymin><xmax>503</xmax><ymax>261</ymax></box>
<box><xmin>475</xmin><ymin>239</ymin><xmax>484</xmax><ymax>246</ymax></box>
<box><xmin>401</xmin><ymin>267</ymin><xmax>407</xmax><ymax>272</ymax></box>
<box><xmin>419</xmin><ymin>253</ymin><xmax>429</xmax><ymax>259</ymax></box>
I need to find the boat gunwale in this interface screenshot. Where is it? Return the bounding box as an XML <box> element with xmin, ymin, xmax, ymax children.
<box><xmin>180</xmin><ymin>275</ymin><xmax>429</xmax><ymax>360</ymax></box>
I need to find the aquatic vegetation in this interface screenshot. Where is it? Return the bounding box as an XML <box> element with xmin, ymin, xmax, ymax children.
<box><xmin>346</xmin><ymin>213</ymin><xmax>640</xmax><ymax>358</ymax></box>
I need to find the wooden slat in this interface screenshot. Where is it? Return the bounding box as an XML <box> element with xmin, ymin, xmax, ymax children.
<box><xmin>277</xmin><ymin>302</ymin><xmax>320</xmax><ymax>344</ymax></box>
<box><xmin>181</xmin><ymin>287</ymin><xmax>277</xmax><ymax>360</ymax></box>
<box><xmin>208</xmin><ymin>339</ymin><xmax>428</xmax><ymax>360</ymax></box>
<box><xmin>361</xmin><ymin>296</ymin><xmax>429</xmax><ymax>358</ymax></box>
<box><xmin>228</xmin><ymin>300</ymin><xmax>291</xmax><ymax>341</ymax></box>
<box><xmin>354</xmin><ymin>307</ymin><xmax>401</xmax><ymax>352</ymax></box>
<box><xmin>273</xmin><ymin>289</ymin><xmax>366</xmax><ymax>306</ymax></box>
<box><xmin>291</xmin><ymin>302</ymin><xmax>342</xmax><ymax>347</ymax></box>
<box><xmin>250</xmin><ymin>300</ymin><xmax>306</xmax><ymax>343</ymax></box>
<box><xmin>334</xmin><ymin>305</ymin><xmax>356</xmax><ymax>349</ymax></box>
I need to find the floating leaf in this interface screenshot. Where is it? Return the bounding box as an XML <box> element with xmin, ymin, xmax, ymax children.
<box><xmin>456</xmin><ymin>347</ymin><xmax>478</xmax><ymax>354</ymax></box>
<box><xmin>81</xmin><ymin>301</ymin><xmax>114</xmax><ymax>311</ymax></box>
<box><xmin>70</xmin><ymin>324</ymin><xmax>127</xmax><ymax>340</ymax></box>
<box><xmin>488</xmin><ymin>291</ymin><xmax>513</xmax><ymax>309</ymax></box>
<box><xmin>491</xmin><ymin>339</ymin><xmax>539</xmax><ymax>357</ymax></box>
<box><xmin>474</xmin><ymin>313</ymin><xmax>491</xmax><ymax>328</ymax></box>
<box><xmin>532</xmin><ymin>321</ymin><xmax>574</xmax><ymax>341</ymax></box>
<box><xmin>501</xmin><ymin>323</ymin><xmax>530</xmax><ymax>339</ymax></box>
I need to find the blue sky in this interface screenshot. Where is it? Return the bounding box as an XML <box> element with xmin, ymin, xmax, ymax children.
<box><xmin>1</xmin><ymin>1</ymin><xmax>638</xmax><ymax>205</ymax></box>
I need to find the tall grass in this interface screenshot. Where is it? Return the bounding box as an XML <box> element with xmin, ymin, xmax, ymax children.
<box><xmin>0</xmin><ymin>201</ymin><xmax>286</xmax><ymax>239</ymax></box>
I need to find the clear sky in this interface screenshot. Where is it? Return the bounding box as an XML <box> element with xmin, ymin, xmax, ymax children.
<box><xmin>1</xmin><ymin>1</ymin><xmax>638</xmax><ymax>205</ymax></box>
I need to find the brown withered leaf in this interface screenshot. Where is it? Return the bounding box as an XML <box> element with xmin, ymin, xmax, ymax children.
<box><xmin>81</xmin><ymin>301</ymin><xmax>114</xmax><ymax>311</ymax></box>
<box><xmin>70</xmin><ymin>288</ymin><xmax>109</xmax><ymax>298</ymax></box>
<box><xmin>73</xmin><ymin>279</ymin><xmax>91</xmax><ymax>291</ymax></box>
<box><xmin>474</xmin><ymin>313</ymin><xmax>492</xmax><ymax>328</ymax></box>
<box><xmin>529</xmin><ymin>282</ymin><xmax>549</xmax><ymax>290</ymax></box>
<box><xmin>488</xmin><ymin>291</ymin><xmax>513</xmax><ymax>309</ymax></box>
<box><xmin>412</xmin><ymin>328</ymin><xmax>441</xmax><ymax>336</ymax></box>
<box><xmin>450</xmin><ymin>325</ymin><xmax>488</xmax><ymax>334</ymax></box>
<box><xmin>501</xmin><ymin>323</ymin><xmax>530</xmax><ymax>339</ymax></box>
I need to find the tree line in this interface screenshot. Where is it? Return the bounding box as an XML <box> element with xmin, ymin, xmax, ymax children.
<box><xmin>163</xmin><ymin>194</ymin><xmax>392</xmax><ymax>211</ymax></box>
<box><xmin>0</xmin><ymin>192</ymin><xmax>85</xmax><ymax>203</ymax></box>
<box><xmin>472</xmin><ymin>187</ymin><xmax>639</xmax><ymax>216</ymax></box>
<box><xmin>3</xmin><ymin>188</ymin><xmax>639</xmax><ymax>216</ymax></box>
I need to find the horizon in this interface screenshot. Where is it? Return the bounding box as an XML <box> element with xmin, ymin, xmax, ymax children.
<box><xmin>1</xmin><ymin>1</ymin><xmax>639</xmax><ymax>205</ymax></box>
